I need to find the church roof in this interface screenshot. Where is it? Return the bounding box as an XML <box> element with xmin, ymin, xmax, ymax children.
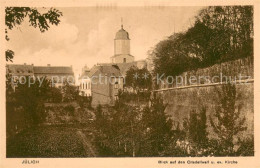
<box><xmin>115</xmin><ymin>25</ymin><xmax>130</xmax><ymax>40</ymax></box>
<box><xmin>80</xmin><ymin>65</ymin><xmax>122</xmax><ymax>79</ymax></box>
<box><xmin>115</xmin><ymin>62</ymin><xmax>137</xmax><ymax>76</ymax></box>
<box><xmin>96</xmin><ymin>62</ymin><xmax>141</xmax><ymax>76</ymax></box>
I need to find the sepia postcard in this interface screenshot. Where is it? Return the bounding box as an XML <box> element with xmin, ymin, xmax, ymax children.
<box><xmin>0</xmin><ymin>0</ymin><xmax>260</xmax><ymax>167</ymax></box>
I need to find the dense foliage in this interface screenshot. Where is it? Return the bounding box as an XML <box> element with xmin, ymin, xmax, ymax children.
<box><xmin>125</xmin><ymin>67</ymin><xmax>152</xmax><ymax>91</ymax></box>
<box><xmin>5</xmin><ymin>7</ymin><xmax>63</xmax><ymax>62</ymax></box>
<box><xmin>94</xmin><ymin>84</ymin><xmax>253</xmax><ymax>157</ymax></box>
<box><xmin>210</xmin><ymin>83</ymin><xmax>247</xmax><ymax>156</ymax></box>
<box><xmin>152</xmin><ymin>6</ymin><xmax>253</xmax><ymax>78</ymax></box>
<box><xmin>7</xmin><ymin>77</ymin><xmax>51</xmax><ymax>126</ymax></box>
<box><xmin>7</xmin><ymin>125</ymin><xmax>87</xmax><ymax>157</ymax></box>
<box><xmin>95</xmin><ymin>97</ymin><xmax>175</xmax><ymax>157</ymax></box>
<box><xmin>183</xmin><ymin>107</ymin><xmax>208</xmax><ymax>149</ymax></box>
<box><xmin>6</xmin><ymin>76</ymin><xmax>92</xmax><ymax>136</ymax></box>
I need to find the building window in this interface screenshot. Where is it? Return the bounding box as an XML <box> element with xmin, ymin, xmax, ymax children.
<box><xmin>123</xmin><ymin>58</ymin><xmax>126</xmax><ymax>63</ymax></box>
<box><xmin>114</xmin><ymin>81</ymin><xmax>119</xmax><ymax>89</ymax></box>
<box><xmin>87</xmin><ymin>82</ymin><xmax>91</xmax><ymax>89</ymax></box>
<box><xmin>114</xmin><ymin>94</ymin><xmax>118</xmax><ymax>100</ymax></box>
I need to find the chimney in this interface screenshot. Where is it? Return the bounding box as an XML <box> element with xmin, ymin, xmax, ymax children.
<box><xmin>47</xmin><ymin>64</ymin><xmax>51</xmax><ymax>67</ymax></box>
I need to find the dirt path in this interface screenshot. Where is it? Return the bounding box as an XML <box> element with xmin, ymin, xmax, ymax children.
<box><xmin>76</xmin><ymin>130</ymin><xmax>97</xmax><ymax>157</ymax></box>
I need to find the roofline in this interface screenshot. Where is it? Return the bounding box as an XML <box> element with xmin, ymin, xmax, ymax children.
<box><xmin>34</xmin><ymin>72</ymin><xmax>74</xmax><ymax>74</ymax></box>
<box><xmin>6</xmin><ymin>64</ymin><xmax>33</xmax><ymax>66</ymax></box>
<box><xmin>114</xmin><ymin>38</ymin><xmax>130</xmax><ymax>40</ymax></box>
<box><xmin>33</xmin><ymin>66</ymin><xmax>73</xmax><ymax>68</ymax></box>
<box><xmin>110</xmin><ymin>54</ymin><xmax>134</xmax><ymax>58</ymax></box>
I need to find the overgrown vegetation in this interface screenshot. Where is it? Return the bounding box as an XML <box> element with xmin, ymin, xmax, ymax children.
<box><xmin>210</xmin><ymin>83</ymin><xmax>248</xmax><ymax>156</ymax></box>
<box><xmin>6</xmin><ymin>76</ymin><xmax>93</xmax><ymax>137</ymax></box>
<box><xmin>124</xmin><ymin>67</ymin><xmax>152</xmax><ymax>91</ymax></box>
<box><xmin>94</xmin><ymin>97</ymin><xmax>175</xmax><ymax>157</ymax></box>
<box><xmin>183</xmin><ymin>107</ymin><xmax>208</xmax><ymax>153</ymax></box>
<box><xmin>152</xmin><ymin>6</ymin><xmax>253</xmax><ymax>78</ymax></box>
<box><xmin>7</xmin><ymin>125</ymin><xmax>87</xmax><ymax>157</ymax></box>
<box><xmin>94</xmin><ymin>83</ymin><xmax>254</xmax><ymax>157</ymax></box>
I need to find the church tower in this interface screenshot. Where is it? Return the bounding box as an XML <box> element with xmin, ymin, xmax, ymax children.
<box><xmin>111</xmin><ymin>23</ymin><xmax>134</xmax><ymax>63</ymax></box>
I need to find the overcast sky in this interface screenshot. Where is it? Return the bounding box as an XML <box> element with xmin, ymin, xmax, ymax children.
<box><xmin>7</xmin><ymin>6</ymin><xmax>204</xmax><ymax>77</ymax></box>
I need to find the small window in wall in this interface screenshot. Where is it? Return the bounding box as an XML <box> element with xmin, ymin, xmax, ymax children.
<box><xmin>87</xmin><ymin>82</ymin><xmax>90</xmax><ymax>89</ymax></box>
<box><xmin>123</xmin><ymin>58</ymin><xmax>126</xmax><ymax>63</ymax></box>
<box><xmin>114</xmin><ymin>95</ymin><xmax>118</xmax><ymax>100</ymax></box>
<box><xmin>114</xmin><ymin>81</ymin><xmax>119</xmax><ymax>89</ymax></box>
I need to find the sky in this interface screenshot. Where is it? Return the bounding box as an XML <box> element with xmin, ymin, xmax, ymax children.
<box><xmin>6</xmin><ymin>6</ymin><xmax>204</xmax><ymax>78</ymax></box>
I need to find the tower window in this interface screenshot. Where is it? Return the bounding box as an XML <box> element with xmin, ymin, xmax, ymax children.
<box><xmin>123</xmin><ymin>58</ymin><xmax>126</xmax><ymax>63</ymax></box>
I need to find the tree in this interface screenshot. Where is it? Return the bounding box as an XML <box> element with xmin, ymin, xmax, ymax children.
<box><xmin>5</xmin><ymin>7</ymin><xmax>63</xmax><ymax>62</ymax></box>
<box><xmin>94</xmin><ymin>105</ymin><xmax>106</xmax><ymax>132</ymax></box>
<box><xmin>62</xmin><ymin>81</ymin><xmax>79</xmax><ymax>102</ymax></box>
<box><xmin>76</xmin><ymin>95</ymin><xmax>92</xmax><ymax>110</ymax></box>
<box><xmin>151</xmin><ymin>6</ymin><xmax>253</xmax><ymax>79</ymax></box>
<box><xmin>123</xmin><ymin>67</ymin><xmax>152</xmax><ymax>104</ymax></box>
<box><xmin>13</xmin><ymin>77</ymin><xmax>51</xmax><ymax>126</ymax></box>
<box><xmin>210</xmin><ymin>83</ymin><xmax>246</xmax><ymax>155</ymax></box>
<box><xmin>152</xmin><ymin>33</ymin><xmax>200</xmax><ymax>78</ymax></box>
<box><xmin>95</xmin><ymin>99</ymin><xmax>142</xmax><ymax>157</ymax></box>
<box><xmin>185</xmin><ymin>107</ymin><xmax>208</xmax><ymax>146</ymax></box>
<box><xmin>140</xmin><ymin>98</ymin><xmax>174</xmax><ymax>156</ymax></box>
<box><xmin>182</xmin><ymin>107</ymin><xmax>208</xmax><ymax>156</ymax></box>
<box><xmin>48</xmin><ymin>87</ymin><xmax>62</xmax><ymax>103</ymax></box>
<box><xmin>194</xmin><ymin>6</ymin><xmax>253</xmax><ymax>64</ymax></box>
<box><xmin>125</xmin><ymin>67</ymin><xmax>152</xmax><ymax>91</ymax></box>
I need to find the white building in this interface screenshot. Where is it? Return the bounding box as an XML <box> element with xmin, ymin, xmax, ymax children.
<box><xmin>79</xmin><ymin>65</ymin><xmax>92</xmax><ymax>97</ymax></box>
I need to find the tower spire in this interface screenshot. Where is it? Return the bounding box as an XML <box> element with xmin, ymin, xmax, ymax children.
<box><xmin>121</xmin><ymin>17</ymin><xmax>123</xmax><ymax>29</ymax></box>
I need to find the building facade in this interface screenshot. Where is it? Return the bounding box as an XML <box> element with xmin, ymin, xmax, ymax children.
<box><xmin>79</xmin><ymin>65</ymin><xmax>92</xmax><ymax>97</ymax></box>
<box><xmin>6</xmin><ymin>64</ymin><xmax>74</xmax><ymax>89</ymax></box>
<box><xmin>79</xmin><ymin>65</ymin><xmax>124</xmax><ymax>106</ymax></box>
<box><xmin>79</xmin><ymin>23</ymin><xmax>148</xmax><ymax>106</ymax></box>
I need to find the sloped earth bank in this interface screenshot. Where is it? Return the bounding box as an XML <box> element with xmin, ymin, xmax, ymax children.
<box><xmin>6</xmin><ymin>124</ymin><xmax>98</xmax><ymax>157</ymax></box>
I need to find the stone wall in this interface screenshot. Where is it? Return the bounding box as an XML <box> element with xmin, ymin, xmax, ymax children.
<box><xmin>158</xmin><ymin>57</ymin><xmax>253</xmax><ymax>89</ymax></box>
<box><xmin>155</xmin><ymin>57</ymin><xmax>254</xmax><ymax>138</ymax></box>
